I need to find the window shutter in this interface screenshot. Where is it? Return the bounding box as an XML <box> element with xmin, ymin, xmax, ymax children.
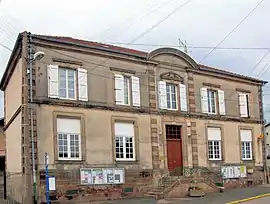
<box><xmin>179</xmin><ymin>83</ymin><xmax>188</xmax><ymax>111</ymax></box>
<box><xmin>200</xmin><ymin>87</ymin><xmax>208</xmax><ymax>113</ymax></box>
<box><xmin>78</xmin><ymin>68</ymin><xmax>88</xmax><ymax>101</ymax></box>
<box><xmin>114</xmin><ymin>74</ymin><xmax>124</xmax><ymax>104</ymax></box>
<box><xmin>47</xmin><ymin>64</ymin><xmax>59</xmax><ymax>98</ymax></box>
<box><xmin>131</xmin><ymin>76</ymin><xmax>141</xmax><ymax>107</ymax></box>
<box><xmin>218</xmin><ymin>90</ymin><xmax>226</xmax><ymax>115</ymax></box>
<box><xmin>239</xmin><ymin>93</ymin><xmax>248</xmax><ymax>117</ymax></box>
<box><xmin>158</xmin><ymin>81</ymin><xmax>167</xmax><ymax>109</ymax></box>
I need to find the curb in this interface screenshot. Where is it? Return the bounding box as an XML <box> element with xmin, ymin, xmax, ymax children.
<box><xmin>227</xmin><ymin>193</ymin><xmax>270</xmax><ymax>204</ymax></box>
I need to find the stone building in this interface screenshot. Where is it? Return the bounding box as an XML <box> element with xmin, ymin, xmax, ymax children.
<box><xmin>0</xmin><ymin>32</ymin><xmax>267</xmax><ymax>202</ymax></box>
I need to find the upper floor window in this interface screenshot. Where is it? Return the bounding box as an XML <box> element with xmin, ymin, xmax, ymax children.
<box><xmin>207</xmin><ymin>89</ymin><xmax>217</xmax><ymax>114</ymax></box>
<box><xmin>166</xmin><ymin>83</ymin><xmax>177</xmax><ymax>110</ymax></box>
<box><xmin>158</xmin><ymin>81</ymin><xmax>187</xmax><ymax>111</ymax></box>
<box><xmin>201</xmin><ymin>88</ymin><xmax>225</xmax><ymax>115</ymax></box>
<box><xmin>59</xmin><ymin>68</ymin><xmax>76</xmax><ymax>99</ymax></box>
<box><xmin>114</xmin><ymin>74</ymin><xmax>140</xmax><ymax>107</ymax></box>
<box><xmin>47</xmin><ymin>65</ymin><xmax>88</xmax><ymax>101</ymax></box>
<box><xmin>238</xmin><ymin>93</ymin><xmax>250</xmax><ymax>118</ymax></box>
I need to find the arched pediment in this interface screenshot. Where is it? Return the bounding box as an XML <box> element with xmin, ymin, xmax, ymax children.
<box><xmin>160</xmin><ymin>71</ymin><xmax>184</xmax><ymax>83</ymax></box>
<box><xmin>148</xmin><ymin>47</ymin><xmax>199</xmax><ymax>69</ymax></box>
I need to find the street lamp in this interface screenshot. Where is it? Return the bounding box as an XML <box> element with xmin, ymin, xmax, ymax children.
<box><xmin>29</xmin><ymin>48</ymin><xmax>45</xmax><ymax>203</ymax></box>
<box><xmin>33</xmin><ymin>51</ymin><xmax>45</xmax><ymax>61</ymax></box>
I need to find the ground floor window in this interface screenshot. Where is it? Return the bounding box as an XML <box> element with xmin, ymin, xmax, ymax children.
<box><xmin>57</xmin><ymin>118</ymin><xmax>81</xmax><ymax>160</ymax></box>
<box><xmin>208</xmin><ymin>140</ymin><xmax>221</xmax><ymax>160</ymax></box>
<box><xmin>240</xmin><ymin>129</ymin><xmax>253</xmax><ymax>160</ymax></box>
<box><xmin>114</xmin><ymin>122</ymin><xmax>135</xmax><ymax>161</ymax></box>
<box><xmin>207</xmin><ymin>127</ymin><xmax>222</xmax><ymax>160</ymax></box>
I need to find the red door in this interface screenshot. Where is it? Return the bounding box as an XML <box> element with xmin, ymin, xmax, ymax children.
<box><xmin>167</xmin><ymin>140</ymin><xmax>183</xmax><ymax>173</ymax></box>
<box><xmin>166</xmin><ymin>125</ymin><xmax>183</xmax><ymax>175</ymax></box>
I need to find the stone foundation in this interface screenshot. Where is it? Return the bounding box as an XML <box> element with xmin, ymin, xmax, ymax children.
<box><xmin>38</xmin><ymin>168</ymin><xmax>153</xmax><ymax>203</ymax></box>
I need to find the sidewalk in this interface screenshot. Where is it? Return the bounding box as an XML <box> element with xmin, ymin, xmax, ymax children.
<box><xmin>158</xmin><ymin>184</ymin><xmax>270</xmax><ymax>204</ymax></box>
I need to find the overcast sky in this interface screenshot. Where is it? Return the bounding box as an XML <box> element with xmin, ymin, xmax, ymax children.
<box><xmin>0</xmin><ymin>0</ymin><xmax>270</xmax><ymax>121</ymax></box>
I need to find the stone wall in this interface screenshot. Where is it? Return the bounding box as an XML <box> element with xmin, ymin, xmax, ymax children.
<box><xmin>38</xmin><ymin>168</ymin><xmax>153</xmax><ymax>203</ymax></box>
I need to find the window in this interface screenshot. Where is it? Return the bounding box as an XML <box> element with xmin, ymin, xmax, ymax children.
<box><xmin>158</xmin><ymin>81</ymin><xmax>188</xmax><ymax>111</ymax></box>
<box><xmin>207</xmin><ymin>89</ymin><xmax>217</xmax><ymax>114</ymax></box>
<box><xmin>59</xmin><ymin>68</ymin><xmax>76</xmax><ymax>99</ymax></box>
<box><xmin>201</xmin><ymin>88</ymin><xmax>225</xmax><ymax>115</ymax></box>
<box><xmin>166</xmin><ymin>125</ymin><xmax>181</xmax><ymax>139</ymax></box>
<box><xmin>241</xmin><ymin>142</ymin><xmax>252</xmax><ymax>160</ymax></box>
<box><xmin>240</xmin><ymin>129</ymin><xmax>252</xmax><ymax>160</ymax></box>
<box><xmin>47</xmin><ymin>65</ymin><xmax>88</xmax><ymax>101</ymax></box>
<box><xmin>123</xmin><ymin>76</ymin><xmax>130</xmax><ymax>105</ymax></box>
<box><xmin>114</xmin><ymin>122</ymin><xmax>135</xmax><ymax>161</ymax></box>
<box><xmin>166</xmin><ymin>83</ymin><xmax>177</xmax><ymax>110</ymax></box>
<box><xmin>57</xmin><ymin>118</ymin><xmax>81</xmax><ymax>160</ymax></box>
<box><xmin>208</xmin><ymin>141</ymin><xmax>221</xmax><ymax>160</ymax></box>
<box><xmin>239</xmin><ymin>93</ymin><xmax>250</xmax><ymax>117</ymax></box>
<box><xmin>207</xmin><ymin>127</ymin><xmax>222</xmax><ymax>160</ymax></box>
<box><xmin>114</xmin><ymin>74</ymin><xmax>141</xmax><ymax>106</ymax></box>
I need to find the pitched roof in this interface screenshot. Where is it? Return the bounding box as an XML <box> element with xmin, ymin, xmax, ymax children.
<box><xmin>32</xmin><ymin>34</ymin><xmax>267</xmax><ymax>84</ymax></box>
<box><xmin>0</xmin><ymin>32</ymin><xmax>267</xmax><ymax>90</ymax></box>
<box><xmin>33</xmin><ymin>34</ymin><xmax>148</xmax><ymax>57</ymax></box>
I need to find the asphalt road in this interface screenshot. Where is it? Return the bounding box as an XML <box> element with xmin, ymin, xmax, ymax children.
<box><xmin>164</xmin><ymin>185</ymin><xmax>270</xmax><ymax>204</ymax></box>
<box><xmin>97</xmin><ymin>185</ymin><xmax>270</xmax><ymax>204</ymax></box>
<box><xmin>243</xmin><ymin>196</ymin><xmax>270</xmax><ymax>204</ymax></box>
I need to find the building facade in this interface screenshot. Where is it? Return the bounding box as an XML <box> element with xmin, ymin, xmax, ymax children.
<box><xmin>0</xmin><ymin>32</ymin><xmax>267</xmax><ymax>202</ymax></box>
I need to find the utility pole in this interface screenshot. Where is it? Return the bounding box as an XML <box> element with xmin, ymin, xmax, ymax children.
<box><xmin>178</xmin><ymin>38</ymin><xmax>188</xmax><ymax>54</ymax></box>
<box><xmin>22</xmin><ymin>32</ymin><xmax>32</xmax><ymax>204</ymax></box>
<box><xmin>28</xmin><ymin>32</ymin><xmax>37</xmax><ymax>203</ymax></box>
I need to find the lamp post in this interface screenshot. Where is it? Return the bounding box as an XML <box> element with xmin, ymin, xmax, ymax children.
<box><xmin>29</xmin><ymin>33</ymin><xmax>45</xmax><ymax>203</ymax></box>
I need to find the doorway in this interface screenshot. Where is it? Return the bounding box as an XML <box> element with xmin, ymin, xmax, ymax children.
<box><xmin>166</xmin><ymin>125</ymin><xmax>183</xmax><ymax>176</ymax></box>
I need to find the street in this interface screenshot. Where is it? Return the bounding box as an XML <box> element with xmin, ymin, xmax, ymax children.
<box><xmin>243</xmin><ymin>196</ymin><xmax>270</xmax><ymax>204</ymax></box>
<box><xmin>95</xmin><ymin>185</ymin><xmax>270</xmax><ymax>204</ymax></box>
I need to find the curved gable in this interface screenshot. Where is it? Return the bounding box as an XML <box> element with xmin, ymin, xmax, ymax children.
<box><xmin>147</xmin><ymin>47</ymin><xmax>199</xmax><ymax>69</ymax></box>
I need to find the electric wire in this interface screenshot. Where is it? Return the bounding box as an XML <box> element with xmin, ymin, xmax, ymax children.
<box><xmin>199</xmin><ymin>0</ymin><xmax>265</xmax><ymax>63</ymax></box>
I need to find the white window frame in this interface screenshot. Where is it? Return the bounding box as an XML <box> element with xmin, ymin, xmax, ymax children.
<box><xmin>208</xmin><ymin>140</ymin><xmax>222</xmax><ymax>160</ymax></box>
<box><xmin>241</xmin><ymin>141</ymin><xmax>252</xmax><ymax>160</ymax></box>
<box><xmin>166</xmin><ymin>83</ymin><xmax>178</xmax><ymax>110</ymax></box>
<box><xmin>123</xmin><ymin>76</ymin><xmax>130</xmax><ymax>105</ymax></box>
<box><xmin>239</xmin><ymin>93</ymin><xmax>250</xmax><ymax>117</ymax></box>
<box><xmin>240</xmin><ymin>129</ymin><xmax>253</xmax><ymax>160</ymax></box>
<box><xmin>207</xmin><ymin>89</ymin><xmax>217</xmax><ymax>114</ymax></box>
<box><xmin>58</xmin><ymin>67</ymin><xmax>76</xmax><ymax>100</ymax></box>
<box><xmin>115</xmin><ymin>123</ymin><xmax>135</xmax><ymax>161</ymax></box>
<box><xmin>57</xmin><ymin>133</ymin><xmax>82</xmax><ymax>161</ymax></box>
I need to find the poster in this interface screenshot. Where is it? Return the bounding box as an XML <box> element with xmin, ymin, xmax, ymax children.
<box><xmin>114</xmin><ymin>169</ymin><xmax>124</xmax><ymax>184</ymax></box>
<box><xmin>48</xmin><ymin>176</ymin><xmax>56</xmax><ymax>191</ymax></box>
<box><xmin>103</xmin><ymin>169</ymin><xmax>114</xmax><ymax>184</ymax></box>
<box><xmin>80</xmin><ymin>168</ymin><xmax>125</xmax><ymax>185</ymax></box>
<box><xmin>91</xmin><ymin>169</ymin><xmax>103</xmax><ymax>185</ymax></box>
<box><xmin>80</xmin><ymin>169</ymin><xmax>92</xmax><ymax>184</ymax></box>
<box><xmin>221</xmin><ymin>165</ymin><xmax>247</xmax><ymax>179</ymax></box>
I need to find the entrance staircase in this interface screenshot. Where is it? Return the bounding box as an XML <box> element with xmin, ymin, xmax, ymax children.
<box><xmin>145</xmin><ymin>166</ymin><xmax>224</xmax><ymax>199</ymax></box>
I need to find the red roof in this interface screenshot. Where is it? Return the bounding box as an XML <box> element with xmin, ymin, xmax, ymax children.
<box><xmin>33</xmin><ymin>34</ymin><xmax>148</xmax><ymax>57</ymax></box>
<box><xmin>32</xmin><ymin>34</ymin><xmax>267</xmax><ymax>84</ymax></box>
